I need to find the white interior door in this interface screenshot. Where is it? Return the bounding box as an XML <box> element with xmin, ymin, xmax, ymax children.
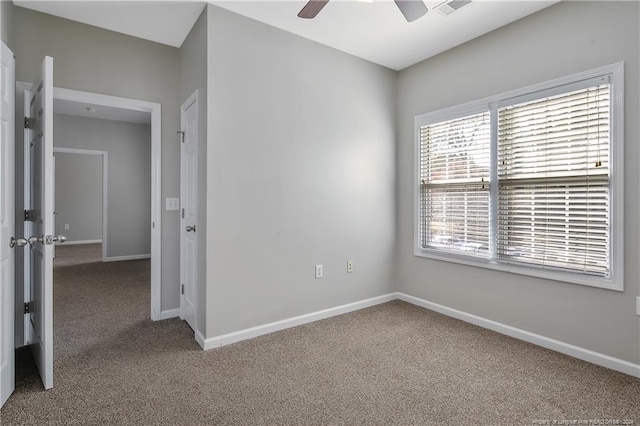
<box><xmin>0</xmin><ymin>41</ymin><xmax>16</xmax><ymax>408</ymax></box>
<box><xmin>25</xmin><ymin>56</ymin><xmax>55</xmax><ymax>390</ymax></box>
<box><xmin>180</xmin><ymin>91</ymin><xmax>198</xmax><ymax>331</ymax></box>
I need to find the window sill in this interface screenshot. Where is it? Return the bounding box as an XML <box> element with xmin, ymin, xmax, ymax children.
<box><xmin>413</xmin><ymin>248</ymin><xmax>623</xmax><ymax>292</ymax></box>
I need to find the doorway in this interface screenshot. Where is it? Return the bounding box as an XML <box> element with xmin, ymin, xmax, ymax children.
<box><xmin>53</xmin><ymin>148</ymin><xmax>106</xmax><ymax>255</ymax></box>
<box><xmin>52</xmin><ymin>88</ymin><xmax>162</xmax><ymax>320</ymax></box>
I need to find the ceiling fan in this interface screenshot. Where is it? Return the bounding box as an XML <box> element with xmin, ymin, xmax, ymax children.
<box><xmin>297</xmin><ymin>0</ymin><xmax>429</xmax><ymax>23</ymax></box>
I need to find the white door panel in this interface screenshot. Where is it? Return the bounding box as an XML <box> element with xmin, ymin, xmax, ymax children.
<box><xmin>26</xmin><ymin>56</ymin><xmax>54</xmax><ymax>390</ymax></box>
<box><xmin>180</xmin><ymin>91</ymin><xmax>198</xmax><ymax>331</ymax></box>
<box><xmin>0</xmin><ymin>41</ymin><xmax>15</xmax><ymax>408</ymax></box>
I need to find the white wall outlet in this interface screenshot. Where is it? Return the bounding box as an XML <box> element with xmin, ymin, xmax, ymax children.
<box><xmin>315</xmin><ymin>264</ymin><xmax>323</xmax><ymax>279</ymax></box>
<box><xmin>64</xmin><ymin>224</ymin><xmax>70</xmax><ymax>230</ymax></box>
<box><xmin>347</xmin><ymin>260</ymin><xmax>353</xmax><ymax>273</ymax></box>
<box><xmin>165</xmin><ymin>197</ymin><xmax>180</xmax><ymax>211</ymax></box>
<box><xmin>636</xmin><ymin>297</ymin><xmax>640</xmax><ymax>316</ymax></box>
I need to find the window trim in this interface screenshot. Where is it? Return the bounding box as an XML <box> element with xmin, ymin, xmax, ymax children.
<box><xmin>413</xmin><ymin>63</ymin><xmax>624</xmax><ymax>291</ymax></box>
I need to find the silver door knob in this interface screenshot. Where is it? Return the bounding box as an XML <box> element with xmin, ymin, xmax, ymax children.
<box><xmin>9</xmin><ymin>237</ymin><xmax>29</xmax><ymax>248</ymax></box>
<box><xmin>185</xmin><ymin>225</ymin><xmax>196</xmax><ymax>233</ymax></box>
<box><xmin>28</xmin><ymin>235</ymin><xmax>67</xmax><ymax>245</ymax></box>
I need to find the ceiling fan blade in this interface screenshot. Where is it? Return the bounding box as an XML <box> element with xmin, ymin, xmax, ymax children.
<box><xmin>394</xmin><ymin>0</ymin><xmax>428</xmax><ymax>22</ymax></box>
<box><xmin>298</xmin><ymin>0</ymin><xmax>330</xmax><ymax>19</ymax></box>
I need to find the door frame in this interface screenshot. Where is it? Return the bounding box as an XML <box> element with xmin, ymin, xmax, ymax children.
<box><xmin>52</xmin><ymin>88</ymin><xmax>163</xmax><ymax>321</ymax></box>
<box><xmin>52</xmin><ymin>148</ymin><xmax>107</xmax><ymax>249</ymax></box>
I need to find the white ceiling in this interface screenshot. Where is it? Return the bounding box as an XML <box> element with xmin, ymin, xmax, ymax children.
<box><xmin>53</xmin><ymin>98</ymin><xmax>151</xmax><ymax>124</ymax></box>
<box><xmin>212</xmin><ymin>0</ymin><xmax>558</xmax><ymax>70</ymax></box>
<box><xmin>14</xmin><ymin>0</ymin><xmax>559</xmax><ymax>71</ymax></box>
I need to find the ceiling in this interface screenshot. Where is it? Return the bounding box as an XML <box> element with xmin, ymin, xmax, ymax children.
<box><xmin>14</xmin><ymin>0</ymin><xmax>559</xmax><ymax>71</ymax></box>
<box><xmin>212</xmin><ymin>0</ymin><xmax>558</xmax><ymax>70</ymax></box>
<box><xmin>53</xmin><ymin>98</ymin><xmax>151</xmax><ymax>124</ymax></box>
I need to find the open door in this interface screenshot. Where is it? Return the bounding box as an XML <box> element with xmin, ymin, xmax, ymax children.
<box><xmin>24</xmin><ymin>56</ymin><xmax>57</xmax><ymax>390</ymax></box>
<box><xmin>0</xmin><ymin>41</ymin><xmax>16</xmax><ymax>407</ymax></box>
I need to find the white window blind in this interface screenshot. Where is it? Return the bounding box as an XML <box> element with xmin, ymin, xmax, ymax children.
<box><xmin>419</xmin><ymin>111</ymin><xmax>491</xmax><ymax>256</ymax></box>
<box><xmin>497</xmin><ymin>83</ymin><xmax>610</xmax><ymax>276</ymax></box>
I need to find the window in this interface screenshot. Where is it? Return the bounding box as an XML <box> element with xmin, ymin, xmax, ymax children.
<box><xmin>414</xmin><ymin>64</ymin><xmax>624</xmax><ymax>290</ymax></box>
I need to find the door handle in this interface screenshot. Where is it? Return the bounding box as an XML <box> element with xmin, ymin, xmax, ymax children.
<box><xmin>9</xmin><ymin>237</ymin><xmax>29</xmax><ymax>248</ymax></box>
<box><xmin>27</xmin><ymin>235</ymin><xmax>68</xmax><ymax>245</ymax></box>
<box><xmin>185</xmin><ymin>225</ymin><xmax>196</xmax><ymax>233</ymax></box>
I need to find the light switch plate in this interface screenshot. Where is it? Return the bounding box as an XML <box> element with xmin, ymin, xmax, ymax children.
<box><xmin>636</xmin><ymin>297</ymin><xmax>640</xmax><ymax>316</ymax></box>
<box><xmin>165</xmin><ymin>198</ymin><xmax>179</xmax><ymax>211</ymax></box>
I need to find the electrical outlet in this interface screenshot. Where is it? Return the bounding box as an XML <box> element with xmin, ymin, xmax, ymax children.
<box><xmin>347</xmin><ymin>260</ymin><xmax>353</xmax><ymax>273</ymax></box>
<box><xmin>64</xmin><ymin>224</ymin><xmax>69</xmax><ymax>230</ymax></box>
<box><xmin>315</xmin><ymin>264</ymin><xmax>323</xmax><ymax>279</ymax></box>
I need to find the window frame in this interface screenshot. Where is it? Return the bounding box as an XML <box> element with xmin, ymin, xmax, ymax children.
<box><xmin>413</xmin><ymin>63</ymin><xmax>624</xmax><ymax>291</ymax></box>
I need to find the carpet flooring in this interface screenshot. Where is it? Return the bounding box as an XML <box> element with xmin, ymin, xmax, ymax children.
<box><xmin>1</xmin><ymin>244</ymin><xmax>640</xmax><ymax>425</ymax></box>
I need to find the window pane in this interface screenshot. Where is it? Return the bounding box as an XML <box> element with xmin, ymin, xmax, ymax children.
<box><xmin>421</xmin><ymin>184</ymin><xmax>490</xmax><ymax>257</ymax></box>
<box><xmin>499</xmin><ymin>85</ymin><xmax>610</xmax><ymax>180</ymax></box>
<box><xmin>421</xmin><ymin>112</ymin><xmax>491</xmax><ymax>184</ymax></box>
<box><xmin>497</xmin><ymin>178</ymin><xmax>609</xmax><ymax>276</ymax></box>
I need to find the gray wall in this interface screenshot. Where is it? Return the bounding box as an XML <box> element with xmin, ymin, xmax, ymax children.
<box><xmin>53</xmin><ymin>152</ymin><xmax>102</xmax><ymax>242</ymax></box>
<box><xmin>0</xmin><ymin>0</ymin><xmax>13</xmax><ymax>49</ymax></box>
<box><xmin>205</xmin><ymin>6</ymin><xmax>397</xmax><ymax>337</ymax></box>
<box><xmin>180</xmin><ymin>9</ymin><xmax>207</xmax><ymax>336</ymax></box>
<box><xmin>396</xmin><ymin>1</ymin><xmax>640</xmax><ymax>364</ymax></box>
<box><xmin>54</xmin><ymin>114</ymin><xmax>151</xmax><ymax>257</ymax></box>
<box><xmin>11</xmin><ymin>6</ymin><xmax>181</xmax><ymax>311</ymax></box>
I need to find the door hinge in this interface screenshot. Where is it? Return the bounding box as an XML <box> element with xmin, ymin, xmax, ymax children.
<box><xmin>181</xmin><ymin>284</ymin><xmax>185</xmax><ymax>295</ymax></box>
<box><xmin>24</xmin><ymin>301</ymin><xmax>33</xmax><ymax>314</ymax></box>
<box><xmin>24</xmin><ymin>117</ymin><xmax>34</xmax><ymax>129</ymax></box>
<box><xmin>181</xmin><ymin>208</ymin><xmax>184</xmax><ymax>219</ymax></box>
<box><xmin>177</xmin><ymin>131</ymin><xmax>185</xmax><ymax>143</ymax></box>
<box><xmin>24</xmin><ymin>209</ymin><xmax>36</xmax><ymax>222</ymax></box>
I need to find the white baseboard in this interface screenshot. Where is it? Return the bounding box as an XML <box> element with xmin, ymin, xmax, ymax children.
<box><xmin>159</xmin><ymin>308</ymin><xmax>179</xmax><ymax>320</ymax></box>
<box><xmin>103</xmin><ymin>254</ymin><xmax>151</xmax><ymax>262</ymax></box>
<box><xmin>194</xmin><ymin>290</ymin><xmax>640</xmax><ymax>378</ymax></box>
<box><xmin>198</xmin><ymin>293</ymin><xmax>397</xmax><ymax>351</ymax></box>
<box><xmin>63</xmin><ymin>239</ymin><xmax>102</xmax><ymax>245</ymax></box>
<box><xmin>395</xmin><ymin>292</ymin><xmax>640</xmax><ymax>379</ymax></box>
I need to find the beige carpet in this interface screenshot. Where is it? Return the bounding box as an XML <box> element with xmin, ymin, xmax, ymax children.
<box><xmin>1</xmin><ymin>245</ymin><xmax>639</xmax><ymax>425</ymax></box>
